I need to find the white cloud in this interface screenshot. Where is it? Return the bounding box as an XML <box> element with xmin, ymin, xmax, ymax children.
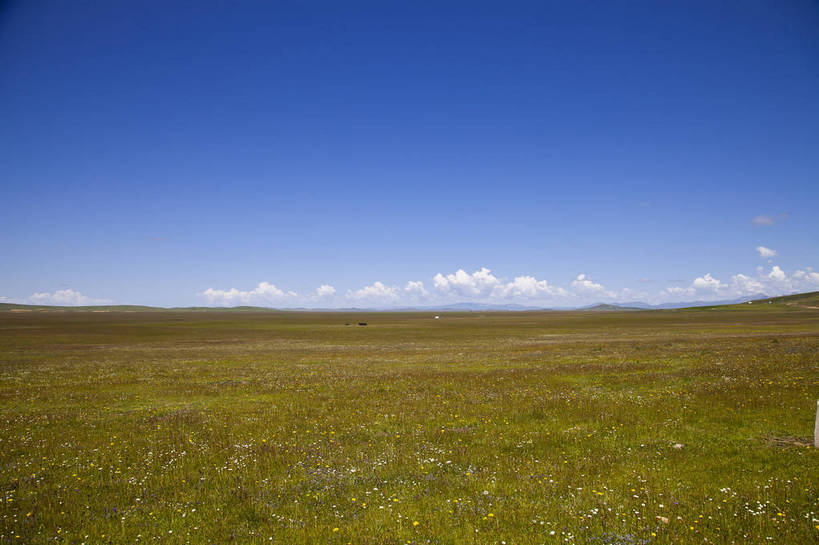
<box><xmin>404</xmin><ymin>280</ymin><xmax>428</xmax><ymax>297</ymax></box>
<box><xmin>570</xmin><ymin>274</ymin><xmax>615</xmax><ymax>298</ymax></box>
<box><xmin>200</xmin><ymin>282</ymin><xmax>297</xmax><ymax>306</ymax></box>
<box><xmin>619</xmin><ymin>287</ymin><xmax>637</xmax><ymax>298</ymax></box>
<box><xmin>660</xmin><ymin>264</ymin><xmax>819</xmax><ymax>303</ymax></box>
<box><xmin>752</xmin><ymin>215</ymin><xmax>775</xmax><ymax>226</ymax></box>
<box><xmin>432</xmin><ymin>268</ymin><xmax>569</xmax><ymax>300</ymax></box>
<box><xmin>572</xmin><ymin>274</ymin><xmax>601</xmax><ymax>292</ymax></box>
<box><xmin>692</xmin><ymin>273</ymin><xmax>721</xmax><ymax>292</ymax></box>
<box><xmin>433</xmin><ymin>267</ymin><xmax>501</xmax><ymax>298</ymax></box>
<box><xmin>664</xmin><ymin>286</ymin><xmax>690</xmax><ymax>295</ymax></box>
<box><xmin>348</xmin><ymin>281</ymin><xmax>399</xmax><ymax>302</ymax></box>
<box><xmin>315</xmin><ymin>284</ymin><xmax>336</xmax><ymax>297</ymax></box>
<box><xmin>730</xmin><ymin>273</ymin><xmax>764</xmax><ymax>294</ymax></box>
<box><xmin>29</xmin><ymin>289</ymin><xmax>112</xmax><ymax>306</ymax></box>
<box><xmin>495</xmin><ymin>275</ymin><xmax>566</xmax><ymax>298</ymax></box>
<box><xmin>793</xmin><ymin>269</ymin><xmax>819</xmax><ymax>284</ymax></box>
<box><xmin>756</xmin><ymin>246</ymin><xmax>777</xmax><ymax>258</ymax></box>
<box><xmin>661</xmin><ymin>273</ymin><xmax>723</xmax><ymax>300</ymax></box>
<box><xmin>196</xmin><ymin>262</ymin><xmax>819</xmax><ymax>309</ymax></box>
<box><xmin>768</xmin><ymin>265</ymin><xmax>786</xmax><ymax>281</ymax></box>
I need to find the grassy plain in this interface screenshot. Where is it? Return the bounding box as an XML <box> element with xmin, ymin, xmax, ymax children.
<box><xmin>1</xmin><ymin>296</ymin><xmax>818</xmax><ymax>544</ymax></box>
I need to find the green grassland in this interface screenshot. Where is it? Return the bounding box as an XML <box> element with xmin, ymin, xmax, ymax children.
<box><xmin>1</xmin><ymin>295</ymin><xmax>818</xmax><ymax>544</ymax></box>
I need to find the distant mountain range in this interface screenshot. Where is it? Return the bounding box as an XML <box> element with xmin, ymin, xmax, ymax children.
<box><xmin>386</xmin><ymin>302</ymin><xmax>546</xmax><ymax>311</ymax></box>
<box><xmin>602</xmin><ymin>293</ymin><xmax>771</xmax><ymax>310</ymax></box>
<box><xmin>6</xmin><ymin>292</ymin><xmax>817</xmax><ymax>313</ymax></box>
<box><xmin>357</xmin><ymin>294</ymin><xmax>772</xmax><ymax>312</ymax></box>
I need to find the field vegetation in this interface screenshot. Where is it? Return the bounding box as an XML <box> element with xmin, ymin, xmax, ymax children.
<box><xmin>1</xmin><ymin>294</ymin><xmax>818</xmax><ymax>543</ymax></box>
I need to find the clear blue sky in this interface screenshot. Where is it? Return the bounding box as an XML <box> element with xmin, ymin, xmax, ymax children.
<box><xmin>2</xmin><ymin>1</ymin><xmax>818</xmax><ymax>307</ymax></box>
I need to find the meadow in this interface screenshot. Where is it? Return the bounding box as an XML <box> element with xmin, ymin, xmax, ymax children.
<box><xmin>0</xmin><ymin>296</ymin><xmax>817</xmax><ymax>544</ymax></box>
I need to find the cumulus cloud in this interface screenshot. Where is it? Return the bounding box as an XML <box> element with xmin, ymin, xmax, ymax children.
<box><xmin>433</xmin><ymin>267</ymin><xmax>501</xmax><ymax>298</ymax></box>
<box><xmin>756</xmin><ymin>246</ymin><xmax>777</xmax><ymax>258</ymax></box>
<box><xmin>570</xmin><ymin>274</ymin><xmax>616</xmax><ymax>298</ymax></box>
<box><xmin>495</xmin><ymin>275</ymin><xmax>567</xmax><ymax>298</ymax></box>
<box><xmin>793</xmin><ymin>269</ymin><xmax>819</xmax><ymax>286</ymax></box>
<box><xmin>432</xmin><ymin>268</ymin><xmax>568</xmax><ymax>300</ymax></box>
<box><xmin>752</xmin><ymin>215</ymin><xmax>775</xmax><ymax>226</ymax></box>
<box><xmin>667</xmin><ymin>271</ymin><xmax>760</xmax><ymax>299</ymax></box>
<box><xmin>200</xmin><ymin>282</ymin><xmax>297</xmax><ymax>306</ymax></box>
<box><xmin>730</xmin><ymin>273</ymin><xmax>764</xmax><ymax>294</ymax></box>
<box><xmin>768</xmin><ymin>265</ymin><xmax>786</xmax><ymax>281</ymax></box>
<box><xmin>315</xmin><ymin>284</ymin><xmax>336</xmax><ymax>297</ymax></box>
<box><xmin>404</xmin><ymin>280</ymin><xmax>428</xmax><ymax>298</ymax></box>
<box><xmin>663</xmin><ymin>273</ymin><xmax>731</xmax><ymax>299</ymax></box>
<box><xmin>197</xmin><ymin>262</ymin><xmax>819</xmax><ymax>309</ymax></box>
<box><xmin>692</xmin><ymin>273</ymin><xmax>721</xmax><ymax>292</ymax></box>
<box><xmin>29</xmin><ymin>289</ymin><xmax>112</xmax><ymax>306</ymax></box>
<box><xmin>572</xmin><ymin>274</ymin><xmax>602</xmax><ymax>292</ymax></box>
<box><xmin>662</xmin><ymin>265</ymin><xmax>819</xmax><ymax>303</ymax></box>
<box><xmin>663</xmin><ymin>286</ymin><xmax>691</xmax><ymax>296</ymax></box>
<box><xmin>348</xmin><ymin>281</ymin><xmax>399</xmax><ymax>302</ymax></box>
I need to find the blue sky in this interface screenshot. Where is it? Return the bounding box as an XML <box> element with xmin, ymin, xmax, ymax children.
<box><xmin>1</xmin><ymin>1</ymin><xmax>818</xmax><ymax>307</ymax></box>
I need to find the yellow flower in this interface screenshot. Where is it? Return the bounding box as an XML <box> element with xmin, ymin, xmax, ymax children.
<box><xmin>413</xmin><ymin>521</ymin><xmax>419</xmax><ymax>526</ymax></box>
<box><xmin>332</xmin><ymin>528</ymin><xmax>339</xmax><ymax>532</ymax></box>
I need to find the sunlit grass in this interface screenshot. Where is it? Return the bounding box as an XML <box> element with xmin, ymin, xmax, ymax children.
<box><xmin>1</xmin><ymin>307</ymin><xmax>817</xmax><ymax>543</ymax></box>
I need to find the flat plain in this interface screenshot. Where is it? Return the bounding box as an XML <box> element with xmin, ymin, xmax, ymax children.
<box><xmin>1</xmin><ymin>295</ymin><xmax>818</xmax><ymax>544</ymax></box>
